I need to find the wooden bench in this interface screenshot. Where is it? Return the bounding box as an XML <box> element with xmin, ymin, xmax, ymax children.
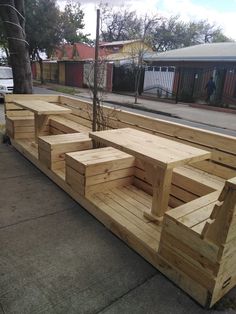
<box><xmin>5</xmin><ymin>116</ymin><xmax>35</xmax><ymax>139</ymax></box>
<box><xmin>4</xmin><ymin>94</ymin><xmax>230</xmax><ymax>205</ymax></box>
<box><xmin>159</xmin><ymin>177</ymin><xmax>236</xmax><ymax>307</ymax></box>
<box><xmin>38</xmin><ymin>133</ymin><xmax>92</xmax><ymax>170</ymax></box>
<box><xmin>49</xmin><ymin>115</ymin><xmax>90</xmax><ymax>135</ymax></box>
<box><xmin>56</xmin><ymin>96</ymin><xmax>235</xmax><ymax>213</ymax></box>
<box><xmin>4</xmin><ymin>95</ymin><xmax>235</xmax><ymax>191</ymax></box>
<box><xmin>5</xmin><ymin>94</ymin><xmax>236</xmax><ymax>308</ymax></box>
<box><xmin>65</xmin><ymin>147</ymin><xmax>135</xmax><ymax>196</ymax></box>
<box><xmin>134</xmin><ymin>159</ymin><xmax>225</xmax><ymax>208</ymax></box>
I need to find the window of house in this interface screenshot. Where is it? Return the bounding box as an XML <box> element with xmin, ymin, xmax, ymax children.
<box><xmin>154</xmin><ymin>67</ymin><xmax>160</xmax><ymax>72</ymax></box>
<box><xmin>161</xmin><ymin>67</ymin><xmax>167</xmax><ymax>72</ymax></box>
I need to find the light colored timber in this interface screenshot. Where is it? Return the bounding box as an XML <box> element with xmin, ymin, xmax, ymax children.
<box><xmin>65</xmin><ymin>147</ymin><xmax>135</xmax><ymax>196</ymax></box>
<box><xmin>90</xmin><ymin>128</ymin><xmax>211</xmax><ymax>220</ymax></box>
<box><xmin>5</xmin><ymin>94</ymin><xmax>236</xmax><ymax>309</ymax></box>
<box><xmin>13</xmin><ymin>100</ymin><xmax>72</xmax><ymax>115</ymax></box>
<box><xmin>49</xmin><ymin>115</ymin><xmax>90</xmax><ymax>133</ymax></box>
<box><xmin>38</xmin><ymin>133</ymin><xmax>92</xmax><ymax>170</ymax></box>
<box><xmin>11</xmin><ymin>133</ymin><xmax>215</xmax><ymax>307</ymax></box>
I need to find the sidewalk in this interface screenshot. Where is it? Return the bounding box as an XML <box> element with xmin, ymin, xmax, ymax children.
<box><xmin>1</xmin><ymin>142</ymin><xmax>236</xmax><ymax>313</ymax></box>
<box><xmin>36</xmin><ymin>82</ymin><xmax>236</xmax><ymax>132</ymax></box>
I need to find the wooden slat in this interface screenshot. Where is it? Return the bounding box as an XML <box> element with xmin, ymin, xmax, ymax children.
<box><xmin>101</xmin><ymin>106</ymin><xmax>236</xmax><ymax>155</ymax></box>
<box><xmin>167</xmin><ymin>191</ymin><xmax>220</xmax><ymax>220</ymax></box>
<box><xmin>162</xmin><ymin>216</ymin><xmax>220</xmax><ymax>262</ymax></box>
<box><xmin>178</xmin><ymin>203</ymin><xmax>215</xmax><ymax>228</ymax></box>
<box><xmin>90</xmin><ymin>128</ymin><xmax>211</xmax><ymax>169</ymax></box>
<box><xmin>14</xmin><ymin>100</ymin><xmax>71</xmax><ymax>115</ymax></box>
<box><xmin>192</xmin><ymin>160</ymin><xmax>236</xmax><ymax>180</ymax></box>
<box><xmin>66</xmin><ymin>147</ymin><xmax>135</xmax><ymax>176</ymax></box>
<box><xmin>160</xmin><ymin>230</ymin><xmax>217</xmax><ymax>275</ymax></box>
<box><xmin>159</xmin><ymin>243</ymin><xmax>215</xmax><ymax>290</ymax></box>
<box><xmin>91</xmin><ymin>191</ymin><xmax>161</xmax><ymax>244</ymax></box>
<box><xmin>89</xmin><ymin>193</ymin><xmax>159</xmax><ymax>251</ymax></box>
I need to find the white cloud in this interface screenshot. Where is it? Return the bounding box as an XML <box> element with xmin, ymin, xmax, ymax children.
<box><xmin>158</xmin><ymin>0</ymin><xmax>236</xmax><ymax>40</ymax></box>
<box><xmin>57</xmin><ymin>0</ymin><xmax>236</xmax><ymax>40</ymax></box>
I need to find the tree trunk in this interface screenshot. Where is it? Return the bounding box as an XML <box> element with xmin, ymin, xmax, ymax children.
<box><xmin>39</xmin><ymin>59</ymin><xmax>44</xmax><ymax>84</ymax></box>
<box><xmin>0</xmin><ymin>0</ymin><xmax>32</xmax><ymax>93</ymax></box>
<box><xmin>134</xmin><ymin>66</ymin><xmax>142</xmax><ymax>104</ymax></box>
<box><xmin>36</xmin><ymin>51</ymin><xmax>44</xmax><ymax>84</ymax></box>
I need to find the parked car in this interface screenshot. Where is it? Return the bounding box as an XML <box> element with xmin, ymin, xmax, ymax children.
<box><xmin>0</xmin><ymin>66</ymin><xmax>13</xmax><ymax>97</ymax></box>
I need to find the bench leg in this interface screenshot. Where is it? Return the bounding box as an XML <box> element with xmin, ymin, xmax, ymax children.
<box><xmin>143</xmin><ymin>164</ymin><xmax>173</xmax><ymax>223</ymax></box>
<box><xmin>34</xmin><ymin>114</ymin><xmax>49</xmax><ymax>143</ymax></box>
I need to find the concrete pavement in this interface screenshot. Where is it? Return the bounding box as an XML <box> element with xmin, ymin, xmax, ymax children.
<box><xmin>1</xmin><ymin>143</ymin><xmax>236</xmax><ymax>313</ymax></box>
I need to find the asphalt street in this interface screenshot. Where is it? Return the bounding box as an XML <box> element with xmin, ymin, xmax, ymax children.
<box><xmin>33</xmin><ymin>86</ymin><xmax>236</xmax><ymax>137</ymax></box>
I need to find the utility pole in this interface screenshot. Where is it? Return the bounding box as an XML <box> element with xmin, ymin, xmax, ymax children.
<box><xmin>92</xmin><ymin>9</ymin><xmax>100</xmax><ymax>132</ymax></box>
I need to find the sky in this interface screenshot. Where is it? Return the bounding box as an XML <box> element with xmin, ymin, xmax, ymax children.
<box><xmin>58</xmin><ymin>0</ymin><xmax>236</xmax><ymax>41</ymax></box>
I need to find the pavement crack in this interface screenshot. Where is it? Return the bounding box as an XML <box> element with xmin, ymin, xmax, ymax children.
<box><xmin>0</xmin><ymin>173</ymin><xmax>42</xmax><ymax>181</ymax></box>
<box><xmin>95</xmin><ymin>273</ymin><xmax>157</xmax><ymax>314</ymax></box>
<box><xmin>0</xmin><ymin>204</ymin><xmax>78</xmax><ymax>231</ymax></box>
<box><xmin>0</xmin><ymin>302</ymin><xmax>5</xmax><ymax>314</ymax></box>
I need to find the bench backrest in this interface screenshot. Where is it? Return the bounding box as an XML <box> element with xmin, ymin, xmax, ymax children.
<box><xmin>5</xmin><ymin>94</ymin><xmax>236</xmax><ymax>180</ymax></box>
<box><xmin>58</xmin><ymin>95</ymin><xmax>236</xmax><ymax>180</ymax></box>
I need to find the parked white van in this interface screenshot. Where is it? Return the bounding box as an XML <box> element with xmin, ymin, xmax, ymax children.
<box><xmin>0</xmin><ymin>66</ymin><xmax>14</xmax><ymax>96</ymax></box>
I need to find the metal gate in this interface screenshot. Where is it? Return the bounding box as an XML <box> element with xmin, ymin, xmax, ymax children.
<box><xmin>142</xmin><ymin>64</ymin><xmax>236</xmax><ymax>107</ymax></box>
<box><xmin>143</xmin><ymin>65</ymin><xmax>176</xmax><ymax>100</ymax></box>
<box><xmin>112</xmin><ymin>65</ymin><xmax>144</xmax><ymax>94</ymax></box>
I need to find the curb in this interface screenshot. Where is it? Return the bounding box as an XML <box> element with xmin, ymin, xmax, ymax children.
<box><xmin>189</xmin><ymin>103</ymin><xmax>236</xmax><ymax>114</ymax></box>
<box><xmin>103</xmin><ymin>100</ymin><xmax>236</xmax><ymax>132</ymax></box>
<box><xmin>103</xmin><ymin>100</ymin><xmax>179</xmax><ymax>118</ymax></box>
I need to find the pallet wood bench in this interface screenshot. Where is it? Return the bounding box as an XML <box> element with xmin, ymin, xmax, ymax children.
<box><xmin>4</xmin><ymin>94</ymin><xmax>236</xmax><ymax>308</ymax></box>
<box><xmin>5</xmin><ymin>116</ymin><xmax>35</xmax><ymax>139</ymax></box>
<box><xmin>160</xmin><ymin>177</ymin><xmax>236</xmax><ymax>307</ymax></box>
<box><xmin>134</xmin><ymin>161</ymin><xmax>225</xmax><ymax>208</ymax></box>
<box><xmin>38</xmin><ymin>133</ymin><xmax>92</xmax><ymax>170</ymax></box>
<box><xmin>90</xmin><ymin>128</ymin><xmax>211</xmax><ymax>223</ymax></box>
<box><xmin>65</xmin><ymin>147</ymin><xmax>135</xmax><ymax>196</ymax></box>
<box><xmin>49</xmin><ymin>115</ymin><xmax>90</xmax><ymax>135</ymax></box>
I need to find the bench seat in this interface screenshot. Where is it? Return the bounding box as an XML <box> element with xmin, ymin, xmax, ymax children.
<box><xmin>65</xmin><ymin>147</ymin><xmax>135</xmax><ymax>196</ymax></box>
<box><xmin>165</xmin><ymin>190</ymin><xmax>220</xmax><ymax>235</ymax></box>
<box><xmin>49</xmin><ymin>115</ymin><xmax>90</xmax><ymax>135</ymax></box>
<box><xmin>38</xmin><ymin>133</ymin><xmax>92</xmax><ymax>170</ymax></box>
<box><xmin>6</xmin><ymin>116</ymin><xmax>35</xmax><ymax>139</ymax></box>
<box><xmin>134</xmin><ymin>159</ymin><xmax>225</xmax><ymax>209</ymax></box>
<box><xmin>174</xmin><ymin>165</ymin><xmax>225</xmax><ymax>193</ymax></box>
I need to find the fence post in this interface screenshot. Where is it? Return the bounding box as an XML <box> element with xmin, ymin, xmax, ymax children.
<box><xmin>175</xmin><ymin>67</ymin><xmax>181</xmax><ymax>104</ymax></box>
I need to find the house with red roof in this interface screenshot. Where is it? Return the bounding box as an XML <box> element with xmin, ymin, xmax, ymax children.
<box><xmin>53</xmin><ymin>43</ymin><xmax>106</xmax><ymax>61</ymax></box>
